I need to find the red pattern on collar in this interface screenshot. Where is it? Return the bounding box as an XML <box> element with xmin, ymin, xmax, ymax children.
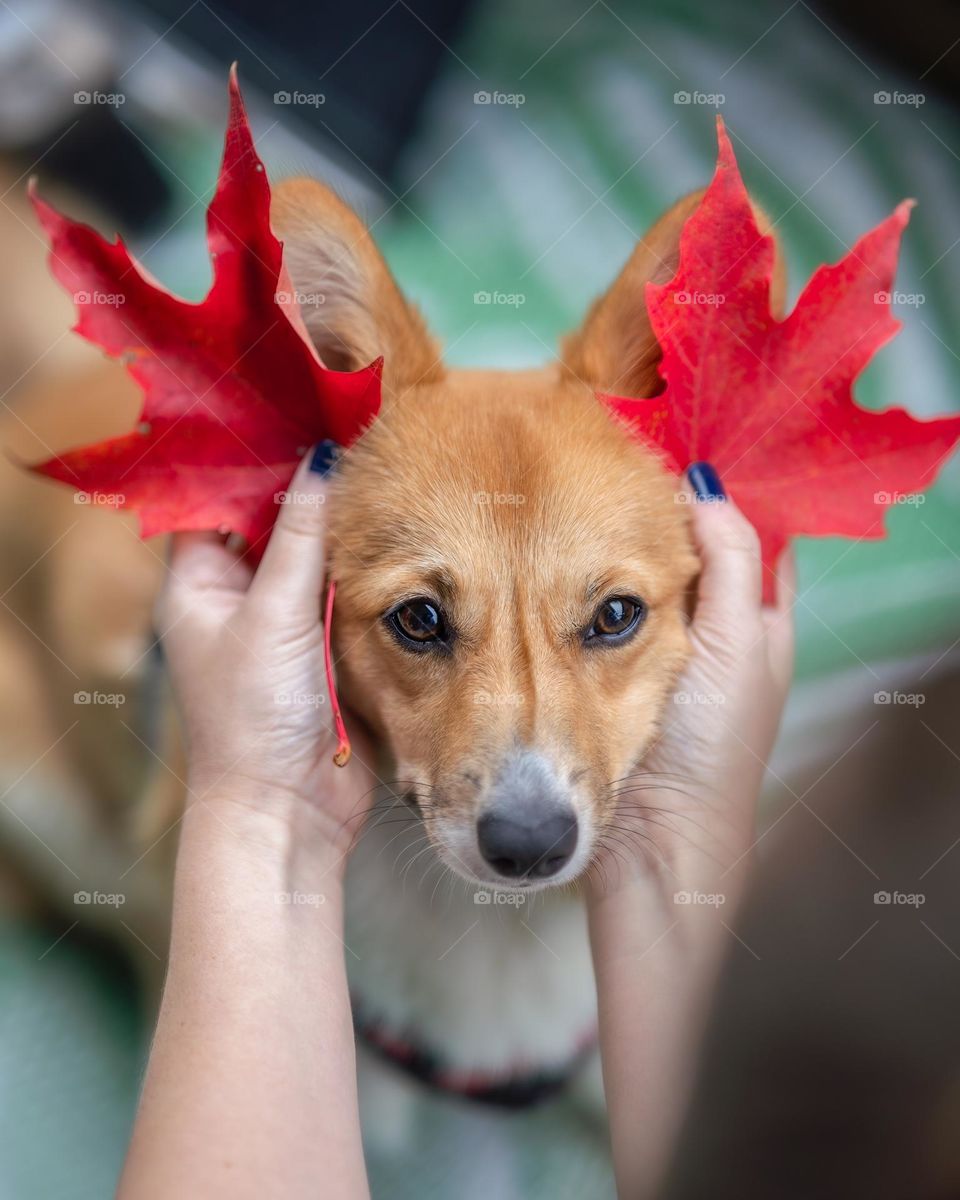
<box><xmin>354</xmin><ymin>1004</ymin><xmax>598</xmax><ymax>1109</ymax></box>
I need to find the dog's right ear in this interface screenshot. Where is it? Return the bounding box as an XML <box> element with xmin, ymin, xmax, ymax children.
<box><xmin>562</xmin><ymin>190</ymin><xmax>784</xmax><ymax>399</ymax></box>
<box><xmin>271</xmin><ymin>179</ymin><xmax>442</xmax><ymax>394</ymax></box>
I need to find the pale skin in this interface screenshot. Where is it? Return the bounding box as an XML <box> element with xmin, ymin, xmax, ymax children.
<box><xmin>118</xmin><ymin>452</ymin><xmax>793</xmax><ymax>1199</ymax></box>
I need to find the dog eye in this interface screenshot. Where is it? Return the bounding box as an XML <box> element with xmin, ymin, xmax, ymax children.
<box><xmin>586</xmin><ymin>596</ymin><xmax>645</xmax><ymax>642</ymax></box>
<box><xmin>388</xmin><ymin>598</ymin><xmax>448</xmax><ymax>649</ymax></box>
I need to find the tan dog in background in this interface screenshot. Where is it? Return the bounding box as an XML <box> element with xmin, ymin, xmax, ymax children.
<box><xmin>0</xmin><ymin>175</ymin><xmax>782</xmax><ymax>1112</ymax></box>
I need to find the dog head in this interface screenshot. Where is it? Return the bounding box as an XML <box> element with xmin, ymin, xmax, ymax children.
<box><xmin>272</xmin><ymin>181</ymin><xmax>701</xmax><ymax>890</ymax></box>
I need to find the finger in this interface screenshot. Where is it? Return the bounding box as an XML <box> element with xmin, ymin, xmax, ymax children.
<box><xmin>246</xmin><ymin>443</ymin><xmax>336</xmax><ymax>615</ymax></box>
<box><xmin>686</xmin><ymin>462</ymin><xmax>763</xmax><ymax>626</ymax></box>
<box><xmin>157</xmin><ymin>531</ymin><xmax>253</xmax><ymax>630</ymax></box>
<box><xmin>168</xmin><ymin>531</ymin><xmax>251</xmax><ymax>591</ymax></box>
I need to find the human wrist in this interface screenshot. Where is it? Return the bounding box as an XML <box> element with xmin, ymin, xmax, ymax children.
<box><xmin>178</xmin><ymin>782</ymin><xmax>352</xmax><ymax>897</ymax></box>
<box><xmin>585</xmin><ymin>815</ymin><xmax>754</xmax><ymax>971</ymax></box>
<box><xmin>169</xmin><ymin>808</ymin><xmax>348</xmax><ymax>989</ymax></box>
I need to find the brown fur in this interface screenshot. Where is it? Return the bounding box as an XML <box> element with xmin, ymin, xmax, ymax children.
<box><xmin>326</xmin><ymin>369</ymin><xmax>697</xmax><ymax>860</ymax></box>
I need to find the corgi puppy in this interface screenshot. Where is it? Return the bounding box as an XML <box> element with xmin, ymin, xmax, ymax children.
<box><xmin>268</xmin><ymin>180</ymin><xmax>702</xmax><ymax>1110</ymax></box>
<box><xmin>0</xmin><ymin>174</ymin><xmax>782</xmax><ymax>1118</ymax></box>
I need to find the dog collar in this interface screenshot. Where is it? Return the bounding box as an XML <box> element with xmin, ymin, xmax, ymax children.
<box><xmin>353</xmin><ymin>1000</ymin><xmax>598</xmax><ymax>1109</ymax></box>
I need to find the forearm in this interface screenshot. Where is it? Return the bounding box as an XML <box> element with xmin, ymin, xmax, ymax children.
<box><xmin>588</xmin><ymin>845</ymin><xmax>746</xmax><ymax>1198</ymax></box>
<box><xmin>119</xmin><ymin>800</ymin><xmax>368</xmax><ymax>1200</ymax></box>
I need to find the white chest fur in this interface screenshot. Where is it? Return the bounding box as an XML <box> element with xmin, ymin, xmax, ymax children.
<box><xmin>344</xmin><ymin>803</ymin><xmax>598</xmax><ymax>1075</ymax></box>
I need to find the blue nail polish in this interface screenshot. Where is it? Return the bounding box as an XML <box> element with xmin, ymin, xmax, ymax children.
<box><xmin>687</xmin><ymin>461</ymin><xmax>726</xmax><ymax>501</ymax></box>
<box><xmin>309</xmin><ymin>439</ymin><xmax>341</xmax><ymax>476</ymax></box>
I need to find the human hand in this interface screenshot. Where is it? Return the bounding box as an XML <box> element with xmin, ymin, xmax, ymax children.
<box><xmin>155</xmin><ymin>446</ymin><xmax>378</xmax><ymax>873</ymax></box>
<box><xmin>590</xmin><ymin>461</ymin><xmax>795</xmax><ymax>911</ymax></box>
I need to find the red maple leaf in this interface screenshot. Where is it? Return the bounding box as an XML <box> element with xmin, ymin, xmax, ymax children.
<box><xmin>28</xmin><ymin>66</ymin><xmax>382</xmax><ymax>553</ymax></box>
<box><xmin>600</xmin><ymin>118</ymin><xmax>960</xmax><ymax>601</ymax></box>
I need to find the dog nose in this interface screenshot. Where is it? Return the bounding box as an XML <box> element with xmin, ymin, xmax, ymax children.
<box><xmin>477</xmin><ymin>807</ymin><xmax>579</xmax><ymax>880</ymax></box>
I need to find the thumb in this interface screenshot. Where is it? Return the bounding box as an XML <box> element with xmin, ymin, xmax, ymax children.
<box><xmin>246</xmin><ymin>441</ymin><xmax>339</xmax><ymax>616</ymax></box>
<box><xmin>686</xmin><ymin>461</ymin><xmax>763</xmax><ymax>627</ymax></box>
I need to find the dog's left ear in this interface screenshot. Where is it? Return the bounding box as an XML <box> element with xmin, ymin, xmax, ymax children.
<box><xmin>562</xmin><ymin>190</ymin><xmax>784</xmax><ymax>398</ymax></box>
<box><xmin>271</xmin><ymin>178</ymin><xmax>443</xmax><ymax>395</ymax></box>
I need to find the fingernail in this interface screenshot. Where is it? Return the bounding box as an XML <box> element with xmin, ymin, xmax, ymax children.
<box><xmin>687</xmin><ymin>461</ymin><xmax>726</xmax><ymax>501</ymax></box>
<box><xmin>309</xmin><ymin>439</ymin><xmax>341</xmax><ymax>476</ymax></box>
